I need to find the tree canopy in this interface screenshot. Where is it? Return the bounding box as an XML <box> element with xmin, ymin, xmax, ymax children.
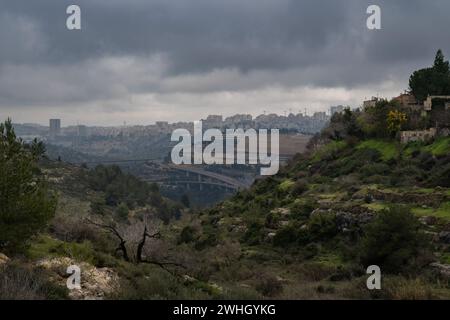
<box><xmin>409</xmin><ymin>49</ymin><xmax>450</xmax><ymax>102</ymax></box>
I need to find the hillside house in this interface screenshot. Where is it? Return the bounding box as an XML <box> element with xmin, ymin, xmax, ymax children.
<box><xmin>423</xmin><ymin>95</ymin><xmax>450</xmax><ymax>111</ymax></box>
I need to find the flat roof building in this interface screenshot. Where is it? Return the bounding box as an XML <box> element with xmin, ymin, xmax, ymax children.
<box><xmin>49</xmin><ymin>119</ymin><xmax>61</xmax><ymax>138</ymax></box>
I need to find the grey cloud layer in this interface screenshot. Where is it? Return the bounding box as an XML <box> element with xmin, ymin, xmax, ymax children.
<box><xmin>0</xmin><ymin>0</ymin><xmax>449</xmax><ymax>118</ymax></box>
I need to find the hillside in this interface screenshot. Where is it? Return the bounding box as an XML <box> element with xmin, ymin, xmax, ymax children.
<box><xmin>172</xmin><ymin>134</ymin><xmax>450</xmax><ymax>299</ymax></box>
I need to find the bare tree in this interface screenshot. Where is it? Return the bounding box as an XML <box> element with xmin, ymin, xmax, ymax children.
<box><xmin>85</xmin><ymin>217</ymin><xmax>184</xmax><ymax>274</ymax></box>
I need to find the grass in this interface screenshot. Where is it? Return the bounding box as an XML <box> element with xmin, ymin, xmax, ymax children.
<box><xmin>318</xmin><ymin>192</ymin><xmax>343</xmax><ymax>200</ymax></box>
<box><xmin>440</xmin><ymin>253</ymin><xmax>450</xmax><ymax>265</ymax></box>
<box><xmin>312</xmin><ymin>141</ymin><xmax>347</xmax><ymax>162</ymax></box>
<box><xmin>363</xmin><ymin>202</ymin><xmax>389</xmax><ymax>211</ymax></box>
<box><xmin>414</xmin><ymin>188</ymin><xmax>436</xmax><ymax>194</ymax></box>
<box><xmin>357</xmin><ymin>139</ymin><xmax>398</xmax><ymax>161</ymax></box>
<box><xmin>403</xmin><ymin>141</ymin><xmax>425</xmax><ymax>157</ymax></box>
<box><xmin>313</xmin><ymin>252</ymin><xmax>345</xmax><ymax>268</ymax></box>
<box><xmin>27</xmin><ymin>234</ymin><xmax>95</xmax><ymax>263</ymax></box>
<box><xmin>424</xmin><ymin>137</ymin><xmax>450</xmax><ymax>156</ymax></box>
<box><xmin>412</xmin><ymin>202</ymin><xmax>450</xmax><ymax>221</ymax></box>
<box><xmin>404</xmin><ymin>137</ymin><xmax>450</xmax><ymax>157</ymax></box>
<box><xmin>278</xmin><ymin>179</ymin><xmax>295</xmax><ymax>192</ymax></box>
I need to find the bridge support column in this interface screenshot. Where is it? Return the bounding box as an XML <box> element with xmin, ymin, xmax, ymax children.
<box><xmin>198</xmin><ymin>174</ymin><xmax>203</xmax><ymax>191</ymax></box>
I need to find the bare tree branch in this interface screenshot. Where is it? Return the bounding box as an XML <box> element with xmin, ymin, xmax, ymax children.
<box><xmin>84</xmin><ymin>218</ymin><xmax>184</xmax><ymax>275</ymax></box>
<box><xmin>85</xmin><ymin>218</ymin><xmax>130</xmax><ymax>262</ymax></box>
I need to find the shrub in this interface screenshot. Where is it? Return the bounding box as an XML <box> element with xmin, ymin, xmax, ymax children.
<box><xmin>416</xmin><ymin>152</ymin><xmax>436</xmax><ymax>171</ymax></box>
<box><xmin>308</xmin><ymin>212</ymin><xmax>338</xmax><ymax>240</ymax></box>
<box><xmin>115</xmin><ymin>265</ymin><xmax>206</xmax><ymax>299</ymax></box>
<box><xmin>50</xmin><ymin>216</ymin><xmax>102</xmax><ymax>244</ymax></box>
<box><xmin>291</xmin><ymin>179</ymin><xmax>308</xmax><ymax>196</ymax></box>
<box><xmin>290</xmin><ymin>199</ymin><xmax>316</xmax><ymax>219</ymax></box>
<box><xmin>195</xmin><ymin>232</ymin><xmax>218</xmax><ymax>250</ymax></box>
<box><xmin>427</xmin><ymin>162</ymin><xmax>450</xmax><ymax>187</ymax></box>
<box><xmin>241</xmin><ymin>222</ymin><xmax>264</xmax><ymax>246</ymax></box>
<box><xmin>273</xmin><ymin>225</ymin><xmax>298</xmax><ymax>247</ymax></box>
<box><xmin>364</xmin><ymin>194</ymin><xmax>373</xmax><ymax>204</ymax></box>
<box><xmin>90</xmin><ymin>197</ymin><xmax>106</xmax><ymax>215</ymax></box>
<box><xmin>178</xmin><ymin>226</ymin><xmax>197</xmax><ymax>244</ymax></box>
<box><xmin>359</xmin><ymin>206</ymin><xmax>429</xmax><ymax>274</ymax></box>
<box><xmin>115</xmin><ymin>203</ymin><xmax>129</xmax><ymax>221</ymax></box>
<box><xmin>264</xmin><ymin>212</ymin><xmax>280</xmax><ymax>229</ymax></box>
<box><xmin>278</xmin><ymin>179</ymin><xmax>294</xmax><ymax>193</ymax></box>
<box><xmin>360</xmin><ymin>163</ymin><xmax>390</xmax><ymax>177</ymax></box>
<box><xmin>254</xmin><ymin>274</ymin><xmax>283</xmax><ymax>297</ymax></box>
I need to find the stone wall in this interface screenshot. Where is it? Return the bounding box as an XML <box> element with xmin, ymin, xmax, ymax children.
<box><xmin>400</xmin><ymin>128</ymin><xmax>437</xmax><ymax>144</ymax></box>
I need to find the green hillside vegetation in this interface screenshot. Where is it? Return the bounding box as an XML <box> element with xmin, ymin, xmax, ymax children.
<box><xmin>357</xmin><ymin>140</ymin><xmax>398</xmax><ymax>161</ymax></box>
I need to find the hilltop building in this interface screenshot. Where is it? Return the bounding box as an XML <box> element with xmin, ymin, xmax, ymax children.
<box><xmin>363</xmin><ymin>97</ymin><xmax>379</xmax><ymax>109</ymax></box>
<box><xmin>392</xmin><ymin>92</ymin><xmax>418</xmax><ymax>107</ymax></box>
<box><xmin>385</xmin><ymin>92</ymin><xmax>450</xmax><ymax>144</ymax></box>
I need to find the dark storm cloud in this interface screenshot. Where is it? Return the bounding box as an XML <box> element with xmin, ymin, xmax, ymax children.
<box><xmin>0</xmin><ymin>0</ymin><xmax>352</xmax><ymax>70</ymax></box>
<box><xmin>0</xmin><ymin>0</ymin><xmax>449</xmax><ymax>117</ymax></box>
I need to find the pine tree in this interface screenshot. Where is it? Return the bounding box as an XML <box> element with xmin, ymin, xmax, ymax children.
<box><xmin>433</xmin><ymin>49</ymin><xmax>450</xmax><ymax>74</ymax></box>
<box><xmin>0</xmin><ymin>119</ymin><xmax>56</xmax><ymax>253</ymax></box>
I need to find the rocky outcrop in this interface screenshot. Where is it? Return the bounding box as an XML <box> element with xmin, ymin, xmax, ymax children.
<box><xmin>0</xmin><ymin>253</ymin><xmax>10</xmax><ymax>266</ymax></box>
<box><xmin>271</xmin><ymin>208</ymin><xmax>291</xmax><ymax>217</ymax></box>
<box><xmin>437</xmin><ymin>231</ymin><xmax>450</xmax><ymax>244</ymax></box>
<box><xmin>335</xmin><ymin>211</ymin><xmax>374</xmax><ymax>232</ymax></box>
<box><xmin>311</xmin><ymin>208</ymin><xmax>375</xmax><ymax>232</ymax></box>
<box><xmin>430</xmin><ymin>263</ymin><xmax>450</xmax><ymax>278</ymax></box>
<box><xmin>369</xmin><ymin>190</ymin><xmax>448</xmax><ymax>207</ymax></box>
<box><xmin>36</xmin><ymin>257</ymin><xmax>119</xmax><ymax>300</ymax></box>
<box><xmin>419</xmin><ymin>216</ymin><xmax>439</xmax><ymax>226</ymax></box>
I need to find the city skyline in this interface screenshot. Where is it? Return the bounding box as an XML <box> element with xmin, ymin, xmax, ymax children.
<box><xmin>10</xmin><ymin>109</ymin><xmax>333</xmax><ymax>128</ymax></box>
<box><xmin>13</xmin><ymin>110</ymin><xmax>331</xmax><ymax>132</ymax></box>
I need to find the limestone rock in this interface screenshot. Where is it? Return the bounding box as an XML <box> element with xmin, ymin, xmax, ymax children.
<box><xmin>0</xmin><ymin>253</ymin><xmax>10</xmax><ymax>266</ymax></box>
<box><xmin>438</xmin><ymin>231</ymin><xmax>450</xmax><ymax>244</ymax></box>
<box><xmin>430</xmin><ymin>263</ymin><xmax>450</xmax><ymax>278</ymax></box>
<box><xmin>36</xmin><ymin>257</ymin><xmax>119</xmax><ymax>300</ymax></box>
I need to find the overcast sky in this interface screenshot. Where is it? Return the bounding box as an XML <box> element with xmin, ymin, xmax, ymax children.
<box><xmin>0</xmin><ymin>0</ymin><xmax>449</xmax><ymax>126</ymax></box>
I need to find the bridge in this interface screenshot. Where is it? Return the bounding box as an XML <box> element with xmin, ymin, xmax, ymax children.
<box><xmin>71</xmin><ymin>153</ymin><xmax>295</xmax><ymax>191</ymax></box>
<box><xmin>162</xmin><ymin>164</ymin><xmax>249</xmax><ymax>191</ymax></box>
